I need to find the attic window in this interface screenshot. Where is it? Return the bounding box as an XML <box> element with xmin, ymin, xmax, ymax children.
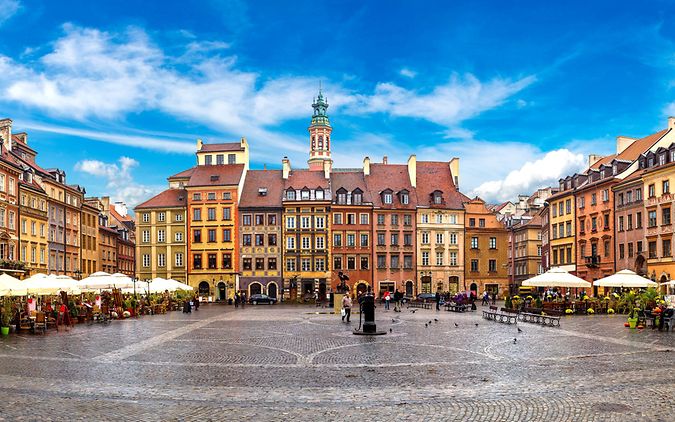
<box><xmin>432</xmin><ymin>192</ymin><xmax>442</xmax><ymax>205</ymax></box>
<box><xmin>383</xmin><ymin>193</ymin><xmax>393</xmax><ymax>204</ymax></box>
<box><xmin>258</xmin><ymin>187</ymin><xmax>268</xmax><ymax>196</ymax></box>
<box><xmin>210</xmin><ymin>175</ymin><xmax>220</xmax><ymax>182</ymax></box>
<box><xmin>315</xmin><ymin>189</ymin><xmax>324</xmax><ymax>200</ymax></box>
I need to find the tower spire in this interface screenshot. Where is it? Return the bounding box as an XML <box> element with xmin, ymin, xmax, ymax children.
<box><xmin>308</xmin><ymin>87</ymin><xmax>333</xmax><ymax>172</ymax></box>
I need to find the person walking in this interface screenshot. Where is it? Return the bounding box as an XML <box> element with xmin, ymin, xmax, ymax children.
<box><xmin>393</xmin><ymin>289</ymin><xmax>402</xmax><ymax>312</ymax></box>
<box><xmin>491</xmin><ymin>292</ymin><xmax>497</xmax><ymax>305</ymax></box>
<box><xmin>342</xmin><ymin>294</ymin><xmax>352</xmax><ymax>323</ymax></box>
<box><xmin>435</xmin><ymin>290</ymin><xmax>441</xmax><ymax>311</ymax></box>
<box><xmin>234</xmin><ymin>293</ymin><xmax>239</xmax><ymax>308</ymax></box>
<box><xmin>241</xmin><ymin>292</ymin><xmax>246</xmax><ymax>308</ymax></box>
<box><xmin>384</xmin><ymin>291</ymin><xmax>391</xmax><ymax>311</ymax></box>
<box><xmin>482</xmin><ymin>291</ymin><xmax>489</xmax><ymax>306</ymax></box>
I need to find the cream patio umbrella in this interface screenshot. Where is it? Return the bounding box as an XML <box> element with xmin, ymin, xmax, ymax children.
<box><xmin>24</xmin><ymin>273</ymin><xmax>81</xmax><ymax>295</ymax></box>
<box><xmin>593</xmin><ymin>269</ymin><xmax>658</xmax><ymax>288</ymax></box>
<box><xmin>77</xmin><ymin>271</ymin><xmax>112</xmax><ymax>291</ymax></box>
<box><xmin>521</xmin><ymin>267</ymin><xmax>591</xmax><ymax>288</ymax></box>
<box><xmin>0</xmin><ymin>273</ymin><xmax>27</xmax><ymax>296</ymax></box>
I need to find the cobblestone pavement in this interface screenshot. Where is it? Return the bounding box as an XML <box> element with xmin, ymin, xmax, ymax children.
<box><xmin>0</xmin><ymin>303</ymin><xmax>673</xmax><ymax>421</ymax></box>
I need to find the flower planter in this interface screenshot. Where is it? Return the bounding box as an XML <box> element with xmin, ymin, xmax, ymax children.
<box><xmin>627</xmin><ymin>317</ymin><xmax>638</xmax><ymax>329</ymax></box>
<box><xmin>1</xmin><ymin>326</ymin><xmax>9</xmax><ymax>336</ymax></box>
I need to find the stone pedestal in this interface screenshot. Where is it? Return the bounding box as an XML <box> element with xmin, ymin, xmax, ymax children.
<box><xmin>334</xmin><ymin>293</ymin><xmax>344</xmax><ymax>316</ymax></box>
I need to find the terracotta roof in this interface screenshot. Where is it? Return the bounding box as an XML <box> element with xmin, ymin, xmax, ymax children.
<box><xmin>617</xmin><ymin>129</ymin><xmax>668</xmax><ymax>162</ymax></box>
<box><xmin>284</xmin><ymin>169</ymin><xmax>329</xmax><ymax>190</ymax></box>
<box><xmin>168</xmin><ymin>167</ymin><xmax>195</xmax><ymax>179</ymax></box>
<box><xmin>199</xmin><ymin>142</ymin><xmax>244</xmax><ymax>152</ymax></box>
<box><xmin>12</xmin><ymin>134</ymin><xmax>36</xmax><ymax>152</ymax></box>
<box><xmin>330</xmin><ymin>171</ymin><xmax>373</xmax><ymax>203</ymax></box>
<box><xmin>18</xmin><ymin>178</ymin><xmax>45</xmax><ymax>193</ymax></box>
<box><xmin>365</xmin><ymin>163</ymin><xmax>417</xmax><ymax>209</ymax></box>
<box><xmin>110</xmin><ymin>207</ymin><xmax>134</xmax><ymax>223</ymax></box>
<box><xmin>614</xmin><ymin>168</ymin><xmax>644</xmax><ymax>187</ymax></box>
<box><xmin>589</xmin><ymin>154</ymin><xmax>615</xmax><ymax>170</ymax></box>
<box><xmin>495</xmin><ymin>201</ymin><xmax>512</xmax><ymax>212</ymax></box>
<box><xmin>239</xmin><ymin>170</ymin><xmax>283</xmax><ymax>208</ymax></box>
<box><xmin>415</xmin><ymin>161</ymin><xmax>465</xmax><ymax>209</ymax></box>
<box><xmin>135</xmin><ymin>188</ymin><xmax>187</xmax><ymax>209</ymax></box>
<box><xmin>187</xmin><ymin>164</ymin><xmax>245</xmax><ymax>187</ymax></box>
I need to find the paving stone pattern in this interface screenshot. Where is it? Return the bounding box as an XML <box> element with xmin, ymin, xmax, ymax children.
<box><xmin>0</xmin><ymin>304</ymin><xmax>673</xmax><ymax>421</ymax></box>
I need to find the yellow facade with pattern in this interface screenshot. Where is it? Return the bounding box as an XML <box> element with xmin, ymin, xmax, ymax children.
<box><xmin>18</xmin><ymin>183</ymin><xmax>48</xmax><ymax>276</ymax></box>
<box><xmin>548</xmin><ymin>187</ymin><xmax>576</xmax><ymax>273</ymax></box>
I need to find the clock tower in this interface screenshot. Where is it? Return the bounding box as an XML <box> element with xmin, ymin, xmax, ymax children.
<box><xmin>307</xmin><ymin>89</ymin><xmax>333</xmax><ymax>172</ymax></box>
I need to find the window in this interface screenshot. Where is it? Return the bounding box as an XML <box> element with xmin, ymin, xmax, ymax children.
<box><xmin>193</xmin><ymin>229</ymin><xmax>202</xmax><ymax>243</ymax></box>
<box><xmin>664</xmin><ymin>180</ymin><xmax>671</xmax><ymax>194</ymax></box>
<box><xmin>449</xmin><ymin>252</ymin><xmax>457</xmax><ymax>266</ymax></box>
<box><xmin>471</xmin><ymin>237</ymin><xmax>478</xmax><ymax>249</ymax></box>
<box><xmin>228</xmin><ymin>154</ymin><xmax>236</xmax><ymax>164</ymax></box>
<box><xmin>649</xmin><ymin>184</ymin><xmax>656</xmax><ymax>198</ymax></box>
<box><xmin>175</xmin><ymin>253</ymin><xmax>184</xmax><ymax>267</ymax></box>
<box><xmin>591</xmin><ymin>193</ymin><xmax>597</xmax><ymax>205</ymax></box>
<box><xmin>222</xmin><ymin>253</ymin><xmax>232</xmax><ymax>269</ymax></box>
<box><xmin>223</xmin><ymin>229</ymin><xmax>231</xmax><ymax>242</ymax></box>
<box><xmin>450</xmin><ymin>233</ymin><xmax>458</xmax><ymax>245</ymax></box>
<box><xmin>436</xmin><ymin>252</ymin><xmax>443</xmax><ymax>266</ymax></box>
<box><xmin>377</xmin><ymin>214</ymin><xmax>385</xmax><ymax>225</ymax></box>
<box><xmin>193</xmin><ymin>208</ymin><xmax>202</xmax><ymax>221</ymax></box>
<box><xmin>142</xmin><ymin>254</ymin><xmax>150</xmax><ymax>267</ymax></box>
<box><xmin>157</xmin><ymin>230</ymin><xmax>166</xmax><ymax>242</ymax></box>
<box><xmin>243</xmin><ymin>234</ymin><xmax>252</xmax><ymax>246</ymax></box>
<box><xmin>649</xmin><ymin>241</ymin><xmax>657</xmax><ymax>259</ymax></box>
<box><xmin>255</xmin><ymin>258</ymin><xmax>265</xmax><ymax>270</ymax></box>
<box><xmin>636</xmin><ymin>212</ymin><xmax>643</xmax><ymax>228</ymax></box>
<box><xmin>479</xmin><ymin>218</ymin><xmax>485</xmax><ymax>227</ymax></box>
<box><xmin>637</xmin><ymin>240</ymin><xmax>643</xmax><ymax>254</ymax></box>
<box><xmin>216</xmin><ymin>154</ymin><xmax>224</xmax><ymax>165</ymax></box>
<box><xmin>359</xmin><ymin>213</ymin><xmax>369</xmax><ymax>225</ymax></box>
<box><xmin>636</xmin><ymin>188</ymin><xmax>642</xmax><ymax>201</ymax></box>
<box><xmin>334</xmin><ymin>256</ymin><xmax>342</xmax><ymax>270</ymax></box>
<box><xmin>603</xmin><ymin>214</ymin><xmax>610</xmax><ymax>229</ymax></box>
<box><xmin>223</xmin><ymin>208</ymin><xmax>231</xmax><ymax>220</ymax></box>
<box><xmin>618</xmin><ymin>216</ymin><xmax>624</xmax><ymax>231</ymax></box>
<box><xmin>255</xmin><ymin>234</ymin><xmax>264</xmax><ymax>246</ymax></box>
<box><xmin>142</xmin><ymin>213</ymin><xmax>150</xmax><ymax>223</ymax></box>
<box><xmin>489</xmin><ymin>259</ymin><xmax>497</xmax><ymax>272</ymax></box>
<box><xmin>422</xmin><ymin>252</ymin><xmax>429</xmax><ymax>266</ymax></box>
<box><xmin>377</xmin><ymin>233</ymin><xmax>385</xmax><ymax>246</ymax></box>
<box><xmin>205</xmin><ymin>155</ymin><xmax>213</xmax><ymax>165</ymax></box>
<box><xmin>142</xmin><ymin>230</ymin><xmax>150</xmax><ymax>243</ymax></box>
<box><xmin>346</xmin><ymin>233</ymin><xmax>356</xmax><ymax>247</ymax></box>
<box><xmin>390</xmin><ymin>233</ymin><xmax>399</xmax><ymax>245</ymax></box>
<box><xmin>347</xmin><ymin>256</ymin><xmax>356</xmax><ymax>270</ymax></box>
<box><xmin>663</xmin><ymin>239</ymin><xmax>672</xmax><ymax>257</ymax></box>
<box><xmin>360</xmin><ymin>234</ymin><xmax>369</xmax><ymax>247</ymax></box>
<box><xmin>436</xmin><ymin>233</ymin><xmax>444</xmax><ymax>244</ymax></box>
<box><xmin>286</xmin><ymin>190</ymin><xmax>296</xmax><ymax>200</ymax></box>
<box><xmin>316</xmin><ymin>237</ymin><xmax>325</xmax><ymax>249</ymax></box>
<box><xmin>335</xmin><ymin>233</ymin><xmax>343</xmax><ymax>247</ymax></box>
<box><xmin>315</xmin><ymin>216</ymin><xmax>325</xmax><ymax>229</ymax></box>
<box><xmin>421</xmin><ymin>232</ymin><xmax>429</xmax><ymax>244</ymax></box>
<box><xmin>207</xmin><ymin>208</ymin><xmax>216</xmax><ymax>221</ymax></box>
<box><xmin>255</xmin><ymin>214</ymin><xmax>265</xmax><ymax>225</ymax></box>
<box><xmin>268</xmin><ymin>214</ymin><xmax>277</xmax><ymax>225</ymax></box>
<box><xmin>602</xmin><ymin>189</ymin><xmax>609</xmax><ymax>202</ymax></box>
<box><xmin>333</xmin><ymin>213</ymin><xmax>343</xmax><ymax>225</ymax></box>
<box><xmin>353</xmin><ymin>192</ymin><xmax>363</xmax><ymax>205</ymax></box>
<box><xmin>537</xmin><ymin>246</ymin><xmax>542</xmax><ymax>257</ymax></box>
<box><xmin>377</xmin><ymin>255</ymin><xmax>386</xmax><ymax>269</ymax></box>
<box><xmin>243</xmin><ymin>214</ymin><xmax>252</xmax><ymax>226</ymax></box>
<box><xmin>383</xmin><ymin>193</ymin><xmax>393</xmax><ymax>204</ymax></box>
<box><xmin>628</xmin><ymin>242</ymin><xmax>634</xmax><ymax>258</ymax></box>
<box><xmin>404</xmin><ymin>214</ymin><xmax>412</xmax><ymax>226</ymax></box>
<box><xmin>286</xmin><ymin>216</ymin><xmax>296</xmax><ymax>229</ymax></box>
<box><xmin>436</xmin><ymin>214</ymin><xmax>443</xmax><ymax>224</ymax></box>
<box><xmin>207</xmin><ymin>192</ymin><xmax>216</xmax><ymax>201</ymax></box>
<box><xmin>469</xmin><ymin>218</ymin><xmax>475</xmax><ymax>227</ymax></box>
<box><xmin>315</xmin><ymin>258</ymin><xmax>325</xmax><ymax>271</ymax></box>
<box><xmin>286</xmin><ymin>258</ymin><xmax>296</xmax><ymax>272</ymax></box>
<box><xmin>404</xmin><ymin>233</ymin><xmax>412</xmax><ymax>246</ymax></box>
<box><xmin>347</xmin><ymin>213</ymin><xmax>356</xmax><ymax>225</ymax></box>
<box><xmin>193</xmin><ymin>254</ymin><xmax>202</xmax><ymax>269</ymax></box>
<box><xmin>193</xmin><ymin>193</ymin><xmax>202</xmax><ymax>201</ymax></box>
<box><xmin>360</xmin><ymin>256</ymin><xmax>369</xmax><ymax>270</ymax></box>
<box><xmin>663</xmin><ymin>208</ymin><xmax>671</xmax><ymax>225</ymax></box>
<box><xmin>578</xmin><ymin>196</ymin><xmax>585</xmax><ymax>208</ymax></box>
<box><xmin>301</xmin><ymin>236</ymin><xmax>310</xmax><ymax>249</ymax></box>
<box><xmin>627</xmin><ymin>214</ymin><xmax>633</xmax><ymax>230</ymax></box>
<box><xmin>268</xmin><ymin>234</ymin><xmax>277</xmax><ymax>246</ymax></box>
<box><xmin>391</xmin><ymin>214</ymin><xmax>399</xmax><ymax>226</ymax></box>
<box><xmin>470</xmin><ymin>259</ymin><xmax>479</xmax><ymax>272</ymax></box>
<box><xmin>243</xmin><ymin>258</ymin><xmax>252</xmax><ymax>270</ymax></box>
<box><xmin>401</xmin><ymin>193</ymin><xmax>409</xmax><ymax>204</ymax></box>
<box><xmin>591</xmin><ymin>217</ymin><xmax>597</xmax><ymax>231</ymax></box>
<box><xmin>300</xmin><ymin>216</ymin><xmax>310</xmax><ymax>229</ymax></box>
<box><xmin>489</xmin><ymin>237</ymin><xmax>497</xmax><ymax>249</ymax></box>
<box><xmin>603</xmin><ymin>240</ymin><xmax>610</xmax><ymax>258</ymax></box>
<box><xmin>648</xmin><ymin>210</ymin><xmax>657</xmax><ymax>227</ymax></box>
<box><xmin>565</xmin><ymin>199</ymin><xmax>571</xmax><ymax>214</ymax></box>
<box><xmin>301</xmin><ymin>258</ymin><xmax>311</xmax><ymax>271</ymax></box>
<box><xmin>175</xmin><ymin>213</ymin><xmax>183</xmax><ymax>222</ymax></box>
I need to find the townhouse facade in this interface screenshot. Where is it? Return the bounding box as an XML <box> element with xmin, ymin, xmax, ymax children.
<box><xmin>18</xmin><ymin>170</ymin><xmax>48</xmax><ymax>276</ymax></box>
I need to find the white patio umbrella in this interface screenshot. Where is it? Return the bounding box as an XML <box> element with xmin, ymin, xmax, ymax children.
<box><xmin>168</xmin><ymin>279</ymin><xmax>193</xmax><ymax>291</ymax></box>
<box><xmin>593</xmin><ymin>269</ymin><xmax>658</xmax><ymax>288</ymax></box>
<box><xmin>521</xmin><ymin>267</ymin><xmax>591</xmax><ymax>288</ymax></box>
<box><xmin>660</xmin><ymin>280</ymin><xmax>675</xmax><ymax>287</ymax></box>
<box><xmin>24</xmin><ymin>273</ymin><xmax>81</xmax><ymax>295</ymax></box>
<box><xmin>0</xmin><ymin>273</ymin><xmax>27</xmax><ymax>296</ymax></box>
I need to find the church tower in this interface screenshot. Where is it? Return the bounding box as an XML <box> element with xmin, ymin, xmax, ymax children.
<box><xmin>307</xmin><ymin>89</ymin><xmax>333</xmax><ymax>172</ymax></box>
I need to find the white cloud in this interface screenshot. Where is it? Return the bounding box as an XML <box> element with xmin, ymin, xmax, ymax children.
<box><xmin>75</xmin><ymin>156</ymin><xmax>161</xmax><ymax>207</ymax></box>
<box><xmin>399</xmin><ymin>68</ymin><xmax>416</xmax><ymax>78</ymax></box>
<box><xmin>0</xmin><ymin>0</ymin><xmax>20</xmax><ymax>26</ymax></box>
<box><xmin>665</xmin><ymin>102</ymin><xmax>675</xmax><ymax>117</ymax></box>
<box><xmin>0</xmin><ymin>24</ymin><xmax>534</xmax><ymax>162</ymax></box>
<box><xmin>470</xmin><ymin>149</ymin><xmax>586</xmax><ymax>203</ymax></box>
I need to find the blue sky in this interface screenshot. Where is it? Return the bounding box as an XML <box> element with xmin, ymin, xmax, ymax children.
<box><xmin>1</xmin><ymin>0</ymin><xmax>674</xmax><ymax>207</ymax></box>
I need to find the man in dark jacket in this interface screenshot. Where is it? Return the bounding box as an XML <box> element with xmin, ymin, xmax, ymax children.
<box><xmin>435</xmin><ymin>291</ymin><xmax>441</xmax><ymax>311</ymax></box>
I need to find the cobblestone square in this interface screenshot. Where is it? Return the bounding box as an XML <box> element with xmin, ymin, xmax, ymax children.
<box><xmin>0</xmin><ymin>304</ymin><xmax>673</xmax><ymax>421</ymax></box>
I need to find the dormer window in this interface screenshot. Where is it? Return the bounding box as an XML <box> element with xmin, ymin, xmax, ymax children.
<box><xmin>671</xmin><ymin>150</ymin><xmax>675</xmax><ymax>162</ymax></box>
<box><xmin>353</xmin><ymin>188</ymin><xmax>363</xmax><ymax>205</ymax></box>
<box><xmin>648</xmin><ymin>157</ymin><xmax>654</xmax><ymax>167</ymax></box>
<box><xmin>286</xmin><ymin>189</ymin><xmax>296</xmax><ymax>200</ymax></box>
<box><xmin>432</xmin><ymin>190</ymin><xmax>442</xmax><ymax>205</ymax></box>
<box><xmin>600</xmin><ymin>169</ymin><xmax>605</xmax><ymax>178</ymax></box>
<box><xmin>258</xmin><ymin>188</ymin><xmax>268</xmax><ymax>196</ymax></box>
<box><xmin>659</xmin><ymin>154</ymin><xmax>666</xmax><ymax>166</ymax></box>
<box><xmin>612</xmin><ymin>164</ymin><xmax>617</xmax><ymax>175</ymax></box>
<box><xmin>315</xmin><ymin>189</ymin><xmax>324</xmax><ymax>200</ymax></box>
<box><xmin>301</xmin><ymin>189</ymin><xmax>310</xmax><ymax>200</ymax></box>
<box><xmin>336</xmin><ymin>188</ymin><xmax>347</xmax><ymax>205</ymax></box>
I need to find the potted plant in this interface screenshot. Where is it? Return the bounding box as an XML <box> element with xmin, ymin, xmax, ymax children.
<box><xmin>1</xmin><ymin>298</ymin><xmax>12</xmax><ymax>335</ymax></box>
<box><xmin>627</xmin><ymin>307</ymin><xmax>638</xmax><ymax>329</ymax></box>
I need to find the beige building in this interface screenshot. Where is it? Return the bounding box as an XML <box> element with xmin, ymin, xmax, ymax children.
<box><xmin>508</xmin><ymin>213</ymin><xmax>544</xmax><ymax>292</ymax></box>
<box><xmin>135</xmin><ymin>189</ymin><xmax>188</xmax><ymax>282</ymax></box>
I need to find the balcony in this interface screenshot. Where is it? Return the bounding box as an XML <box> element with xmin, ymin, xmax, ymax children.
<box><xmin>584</xmin><ymin>255</ymin><xmax>601</xmax><ymax>268</ymax></box>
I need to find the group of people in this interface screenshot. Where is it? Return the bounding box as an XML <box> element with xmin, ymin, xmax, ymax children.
<box><xmin>233</xmin><ymin>292</ymin><xmax>247</xmax><ymax>308</ymax></box>
<box><xmin>380</xmin><ymin>290</ymin><xmax>406</xmax><ymax>312</ymax></box>
<box><xmin>481</xmin><ymin>291</ymin><xmax>498</xmax><ymax>306</ymax></box>
<box><xmin>182</xmin><ymin>295</ymin><xmax>200</xmax><ymax>313</ymax></box>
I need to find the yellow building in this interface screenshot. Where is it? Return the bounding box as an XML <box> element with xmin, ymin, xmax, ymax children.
<box><xmin>18</xmin><ymin>173</ymin><xmax>48</xmax><ymax>276</ymax></box>
<box><xmin>547</xmin><ymin>180</ymin><xmax>576</xmax><ymax>273</ymax></box>
<box><xmin>80</xmin><ymin>202</ymin><xmax>99</xmax><ymax>277</ymax></box>
<box><xmin>134</xmin><ymin>189</ymin><xmax>187</xmax><ymax>282</ymax></box>
<box><xmin>281</xmin><ymin>159</ymin><xmax>332</xmax><ymax>301</ymax></box>
<box><xmin>508</xmin><ymin>213</ymin><xmax>544</xmax><ymax>290</ymax></box>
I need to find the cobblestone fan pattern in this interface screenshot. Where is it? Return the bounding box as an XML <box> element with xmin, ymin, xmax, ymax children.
<box><xmin>0</xmin><ymin>304</ymin><xmax>673</xmax><ymax>421</ymax></box>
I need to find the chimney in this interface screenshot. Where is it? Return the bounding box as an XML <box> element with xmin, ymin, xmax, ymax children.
<box><xmin>382</xmin><ymin>155</ymin><xmax>388</xmax><ymax>165</ymax></box>
<box><xmin>588</xmin><ymin>154</ymin><xmax>603</xmax><ymax>168</ymax></box>
<box><xmin>240</xmin><ymin>136</ymin><xmax>247</xmax><ymax>148</ymax></box>
<box><xmin>407</xmin><ymin>154</ymin><xmax>417</xmax><ymax>188</ymax></box>
<box><xmin>196</xmin><ymin>138</ymin><xmax>203</xmax><ymax>151</ymax></box>
<box><xmin>616</xmin><ymin>136</ymin><xmax>637</xmax><ymax>154</ymax></box>
<box><xmin>0</xmin><ymin>118</ymin><xmax>12</xmax><ymax>152</ymax></box>
<box><xmin>449</xmin><ymin>157</ymin><xmax>460</xmax><ymax>189</ymax></box>
<box><xmin>669</xmin><ymin>116</ymin><xmax>675</xmax><ymax>130</ymax></box>
<box><xmin>323</xmin><ymin>159</ymin><xmax>331</xmax><ymax>179</ymax></box>
<box><xmin>363</xmin><ymin>156</ymin><xmax>370</xmax><ymax>176</ymax></box>
<box><xmin>282</xmin><ymin>156</ymin><xmax>291</xmax><ymax>179</ymax></box>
